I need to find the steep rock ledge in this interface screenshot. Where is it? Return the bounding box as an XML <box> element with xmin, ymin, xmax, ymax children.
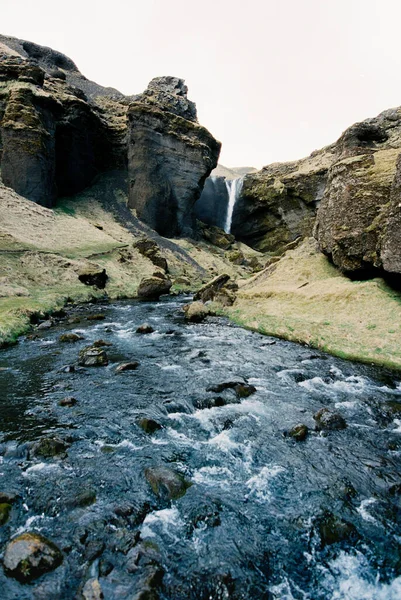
<box><xmin>127</xmin><ymin>77</ymin><xmax>221</xmax><ymax>237</ymax></box>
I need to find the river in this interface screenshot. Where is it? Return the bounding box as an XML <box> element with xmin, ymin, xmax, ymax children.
<box><xmin>0</xmin><ymin>296</ymin><xmax>400</xmax><ymax>599</ymax></box>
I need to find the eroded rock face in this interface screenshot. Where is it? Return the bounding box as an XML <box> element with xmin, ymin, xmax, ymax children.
<box><xmin>3</xmin><ymin>532</ymin><xmax>63</xmax><ymax>582</ymax></box>
<box><xmin>127</xmin><ymin>77</ymin><xmax>221</xmax><ymax>237</ymax></box>
<box><xmin>231</xmin><ymin>150</ymin><xmax>334</xmax><ymax>252</ymax></box>
<box><xmin>314</xmin><ymin>109</ymin><xmax>401</xmax><ymax>275</ymax></box>
<box><xmin>0</xmin><ymin>36</ymin><xmax>127</xmax><ymax>207</ymax></box>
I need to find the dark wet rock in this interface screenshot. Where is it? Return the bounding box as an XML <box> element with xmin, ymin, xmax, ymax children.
<box><xmin>60</xmin><ymin>364</ymin><xmax>76</xmax><ymax>373</ymax></box>
<box><xmin>200</xmin><ymin>223</ymin><xmax>235</xmax><ymax>249</ymax></box>
<box><xmin>194</xmin><ymin>273</ymin><xmax>231</xmax><ymax>302</ymax></box>
<box><xmin>389</xmin><ymin>483</ymin><xmax>401</xmax><ymax>496</ymax></box>
<box><xmin>81</xmin><ymin>578</ymin><xmax>104</xmax><ymax>600</ymax></box>
<box><xmin>206</xmin><ymin>381</ymin><xmax>256</xmax><ymax>398</ymax></box>
<box><xmin>78</xmin><ymin>267</ymin><xmax>108</xmax><ymax>289</ymax></box>
<box><xmin>136</xmin><ymin>323</ymin><xmax>154</xmax><ymax>334</ymax></box>
<box><xmin>183</xmin><ymin>301</ymin><xmax>209</xmax><ymax>322</ymax></box>
<box><xmin>288</xmin><ymin>424</ymin><xmax>309</xmax><ymax>441</ymax></box>
<box><xmin>0</xmin><ymin>502</ymin><xmax>11</xmax><ymax>525</ymax></box>
<box><xmin>185</xmin><ymin>497</ymin><xmax>222</xmax><ymax>530</ymax></box>
<box><xmin>313</xmin><ymin>408</ymin><xmax>347</xmax><ymax>431</ymax></box>
<box><xmin>125</xmin><ymin>541</ymin><xmax>164</xmax><ymax>599</ymax></box>
<box><xmin>109</xmin><ymin>529</ymin><xmax>140</xmax><ymax>555</ymax></box>
<box><xmin>58</xmin><ymin>396</ymin><xmax>77</xmax><ymax>407</ymax></box>
<box><xmin>137</xmin><ymin>276</ymin><xmax>172</xmax><ymax>300</ymax></box>
<box><xmin>116</xmin><ymin>361</ymin><xmax>139</xmax><ymax>372</ymax></box>
<box><xmin>134</xmin><ymin>238</ymin><xmax>168</xmax><ymax>272</ymax></box>
<box><xmin>193</xmin><ymin>396</ymin><xmax>230</xmax><ymax>410</ymax></box>
<box><xmin>78</xmin><ymin>345</ymin><xmax>109</xmax><ymax>367</ymax></box>
<box><xmin>32</xmin><ymin>436</ymin><xmax>69</xmax><ymax>458</ymax></box>
<box><xmin>37</xmin><ymin>319</ymin><xmax>53</xmax><ymax>330</ymax></box>
<box><xmin>145</xmin><ymin>466</ymin><xmax>192</xmax><ymax>500</ymax></box>
<box><xmin>93</xmin><ymin>338</ymin><xmax>113</xmax><ymax>347</ymax></box>
<box><xmin>316</xmin><ymin>512</ymin><xmax>358</xmax><ymax>547</ymax></box>
<box><xmin>87</xmin><ymin>313</ymin><xmax>106</xmax><ymax>321</ymax></box>
<box><xmin>68</xmin><ymin>488</ymin><xmax>97</xmax><ymax>508</ymax></box>
<box><xmin>3</xmin><ymin>532</ymin><xmax>63</xmax><ymax>582</ymax></box>
<box><xmin>68</xmin><ymin>317</ymin><xmax>81</xmax><ymax>324</ymax></box>
<box><xmin>59</xmin><ymin>333</ymin><xmax>84</xmax><ymax>343</ymax></box>
<box><xmin>0</xmin><ymin>491</ymin><xmax>18</xmax><ymax>504</ymax></box>
<box><xmin>138</xmin><ymin>418</ymin><xmax>162</xmax><ymax>434</ymax></box>
<box><xmin>128</xmin><ymin>77</ymin><xmax>220</xmax><ymax>237</ymax></box>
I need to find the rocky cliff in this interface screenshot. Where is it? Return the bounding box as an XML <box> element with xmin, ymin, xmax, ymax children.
<box><xmin>127</xmin><ymin>77</ymin><xmax>221</xmax><ymax>237</ymax></box>
<box><xmin>231</xmin><ymin>107</ymin><xmax>401</xmax><ymax>279</ymax></box>
<box><xmin>0</xmin><ymin>35</ymin><xmax>127</xmax><ymax>206</ymax></box>
<box><xmin>314</xmin><ymin>108</ymin><xmax>401</xmax><ymax>276</ymax></box>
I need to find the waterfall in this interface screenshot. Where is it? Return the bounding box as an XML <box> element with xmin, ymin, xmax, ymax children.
<box><xmin>224</xmin><ymin>177</ymin><xmax>243</xmax><ymax>234</ymax></box>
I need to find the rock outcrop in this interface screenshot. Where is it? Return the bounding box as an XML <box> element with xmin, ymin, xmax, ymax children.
<box><xmin>230</xmin><ymin>148</ymin><xmax>335</xmax><ymax>252</ymax></box>
<box><xmin>0</xmin><ymin>35</ymin><xmax>127</xmax><ymax>207</ymax></box>
<box><xmin>127</xmin><ymin>77</ymin><xmax>221</xmax><ymax>237</ymax></box>
<box><xmin>314</xmin><ymin>108</ymin><xmax>401</xmax><ymax>275</ymax></box>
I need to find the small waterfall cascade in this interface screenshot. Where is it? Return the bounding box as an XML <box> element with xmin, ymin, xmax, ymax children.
<box><xmin>224</xmin><ymin>177</ymin><xmax>243</xmax><ymax>233</ymax></box>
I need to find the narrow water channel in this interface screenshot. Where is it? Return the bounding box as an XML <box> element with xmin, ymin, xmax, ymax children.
<box><xmin>0</xmin><ymin>296</ymin><xmax>401</xmax><ymax>599</ymax></box>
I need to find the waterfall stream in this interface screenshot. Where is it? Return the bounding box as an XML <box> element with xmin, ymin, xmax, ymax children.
<box><xmin>224</xmin><ymin>177</ymin><xmax>243</xmax><ymax>233</ymax></box>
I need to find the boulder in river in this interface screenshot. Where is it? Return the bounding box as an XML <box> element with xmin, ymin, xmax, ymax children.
<box><xmin>145</xmin><ymin>466</ymin><xmax>192</xmax><ymax>500</ymax></box>
<box><xmin>0</xmin><ymin>502</ymin><xmax>11</xmax><ymax>525</ymax></box>
<box><xmin>136</xmin><ymin>323</ymin><xmax>155</xmax><ymax>334</ymax></box>
<box><xmin>183</xmin><ymin>301</ymin><xmax>210</xmax><ymax>322</ymax></box>
<box><xmin>58</xmin><ymin>396</ymin><xmax>77</xmax><ymax>407</ymax></box>
<box><xmin>316</xmin><ymin>512</ymin><xmax>358</xmax><ymax>547</ymax></box>
<box><xmin>313</xmin><ymin>408</ymin><xmax>347</xmax><ymax>431</ymax></box>
<box><xmin>138</xmin><ymin>418</ymin><xmax>162</xmax><ymax>434</ymax></box>
<box><xmin>32</xmin><ymin>436</ymin><xmax>70</xmax><ymax>458</ymax></box>
<box><xmin>3</xmin><ymin>532</ymin><xmax>63</xmax><ymax>582</ymax></box>
<box><xmin>137</xmin><ymin>275</ymin><xmax>172</xmax><ymax>300</ymax></box>
<box><xmin>193</xmin><ymin>273</ymin><xmax>231</xmax><ymax>302</ymax></box>
<box><xmin>78</xmin><ymin>345</ymin><xmax>109</xmax><ymax>367</ymax></box>
<box><xmin>59</xmin><ymin>333</ymin><xmax>84</xmax><ymax>343</ymax></box>
<box><xmin>116</xmin><ymin>361</ymin><xmax>139</xmax><ymax>372</ymax></box>
<box><xmin>288</xmin><ymin>423</ymin><xmax>309</xmax><ymax>441</ymax></box>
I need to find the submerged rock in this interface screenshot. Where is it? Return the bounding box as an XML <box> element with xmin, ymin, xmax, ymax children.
<box><xmin>3</xmin><ymin>532</ymin><xmax>63</xmax><ymax>582</ymax></box>
<box><xmin>0</xmin><ymin>502</ymin><xmax>11</xmax><ymax>525</ymax></box>
<box><xmin>138</xmin><ymin>418</ymin><xmax>162</xmax><ymax>434</ymax></box>
<box><xmin>128</xmin><ymin>76</ymin><xmax>221</xmax><ymax>237</ymax></box>
<box><xmin>137</xmin><ymin>276</ymin><xmax>172</xmax><ymax>300</ymax></box>
<box><xmin>145</xmin><ymin>466</ymin><xmax>192</xmax><ymax>500</ymax></box>
<box><xmin>313</xmin><ymin>408</ymin><xmax>347</xmax><ymax>431</ymax></box>
<box><xmin>316</xmin><ymin>512</ymin><xmax>358</xmax><ymax>547</ymax></box>
<box><xmin>32</xmin><ymin>436</ymin><xmax>69</xmax><ymax>458</ymax></box>
<box><xmin>78</xmin><ymin>345</ymin><xmax>109</xmax><ymax>367</ymax></box>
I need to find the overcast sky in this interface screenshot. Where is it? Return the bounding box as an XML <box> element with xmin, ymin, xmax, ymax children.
<box><xmin>3</xmin><ymin>0</ymin><xmax>401</xmax><ymax>168</ymax></box>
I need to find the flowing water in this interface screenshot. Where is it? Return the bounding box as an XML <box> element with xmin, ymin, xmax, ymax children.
<box><xmin>224</xmin><ymin>178</ymin><xmax>243</xmax><ymax>234</ymax></box>
<box><xmin>0</xmin><ymin>296</ymin><xmax>401</xmax><ymax>599</ymax></box>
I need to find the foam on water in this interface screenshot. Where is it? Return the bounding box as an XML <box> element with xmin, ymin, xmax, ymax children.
<box><xmin>357</xmin><ymin>498</ymin><xmax>378</xmax><ymax>524</ymax></box>
<box><xmin>245</xmin><ymin>465</ymin><xmax>285</xmax><ymax>502</ymax></box>
<box><xmin>321</xmin><ymin>551</ymin><xmax>401</xmax><ymax>599</ymax></box>
<box><xmin>22</xmin><ymin>462</ymin><xmax>61</xmax><ymax>477</ymax></box>
<box><xmin>192</xmin><ymin>465</ymin><xmax>235</xmax><ymax>488</ymax></box>
<box><xmin>141</xmin><ymin>507</ymin><xmax>185</xmax><ymax>542</ymax></box>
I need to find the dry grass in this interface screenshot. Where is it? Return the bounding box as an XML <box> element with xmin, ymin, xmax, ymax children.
<box><xmin>224</xmin><ymin>238</ymin><xmax>401</xmax><ymax>370</ymax></box>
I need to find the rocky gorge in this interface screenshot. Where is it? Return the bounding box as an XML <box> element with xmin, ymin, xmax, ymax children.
<box><xmin>0</xmin><ymin>34</ymin><xmax>401</xmax><ymax>599</ymax></box>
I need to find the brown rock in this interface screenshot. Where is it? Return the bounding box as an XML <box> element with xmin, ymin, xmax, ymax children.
<box><xmin>137</xmin><ymin>276</ymin><xmax>172</xmax><ymax>300</ymax></box>
<box><xmin>136</xmin><ymin>323</ymin><xmax>154</xmax><ymax>334</ymax></box>
<box><xmin>78</xmin><ymin>346</ymin><xmax>108</xmax><ymax>367</ymax></box>
<box><xmin>193</xmin><ymin>273</ymin><xmax>231</xmax><ymax>302</ymax></box>
<box><xmin>3</xmin><ymin>532</ymin><xmax>63</xmax><ymax>582</ymax></box>
<box><xmin>116</xmin><ymin>361</ymin><xmax>139</xmax><ymax>372</ymax></box>
<box><xmin>313</xmin><ymin>408</ymin><xmax>347</xmax><ymax>431</ymax></box>
<box><xmin>288</xmin><ymin>424</ymin><xmax>309</xmax><ymax>441</ymax></box>
<box><xmin>183</xmin><ymin>301</ymin><xmax>209</xmax><ymax>322</ymax></box>
<box><xmin>145</xmin><ymin>466</ymin><xmax>192</xmax><ymax>500</ymax></box>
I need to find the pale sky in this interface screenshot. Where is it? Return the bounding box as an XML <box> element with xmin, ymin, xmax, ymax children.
<box><xmin>2</xmin><ymin>0</ymin><xmax>401</xmax><ymax>168</ymax></box>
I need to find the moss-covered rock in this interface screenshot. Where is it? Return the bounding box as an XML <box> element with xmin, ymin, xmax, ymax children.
<box><xmin>145</xmin><ymin>466</ymin><xmax>192</xmax><ymax>500</ymax></box>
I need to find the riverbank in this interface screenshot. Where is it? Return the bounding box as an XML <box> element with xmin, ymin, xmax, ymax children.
<box><xmin>222</xmin><ymin>238</ymin><xmax>401</xmax><ymax>371</ymax></box>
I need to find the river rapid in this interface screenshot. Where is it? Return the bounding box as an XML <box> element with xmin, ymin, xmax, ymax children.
<box><xmin>0</xmin><ymin>296</ymin><xmax>401</xmax><ymax>599</ymax></box>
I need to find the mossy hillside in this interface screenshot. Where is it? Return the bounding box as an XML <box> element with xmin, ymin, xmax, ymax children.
<box><xmin>222</xmin><ymin>238</ymin><xmax>401</xmax><ymax>370</ymax></box>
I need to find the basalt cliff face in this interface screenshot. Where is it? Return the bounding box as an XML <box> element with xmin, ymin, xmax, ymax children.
<box><xmin>0</xmin><ymin>35</ymin><xmax>127</xmax><ymax>207</ymax></box>
<box><xmin>231</xmin><ymin>107</ymin><xmax>401</xmax><ymax>278</ymax></box>
<box><xmin>127</xmin><ymin>77</ymin><xmax>221</xmax><ymax>237</ymax></box>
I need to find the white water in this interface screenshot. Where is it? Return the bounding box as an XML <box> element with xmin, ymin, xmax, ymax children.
<box><xmin>224</xmin><ymin>177</ymin><xmax>243</xmax><ymax>233</ymax></box>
